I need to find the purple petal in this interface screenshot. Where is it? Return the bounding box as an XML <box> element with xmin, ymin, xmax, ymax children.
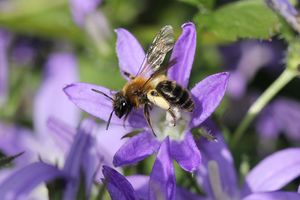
<box><xmin>257</xmin><ymin>98</ymin><xmax>300</xmax><ymax>141</ymax></box>
<box><xmin>0</xmin><ymin>123</ymin><xmax>36</xmax><ymax>166</ymax></box>
<box><xmin>96</xmin><ymin>124</ymin><xmax>128</xmax><ymax>167</ymax></box>
<box><xmin>191</xmin><ymin>72</ymin><xmax>229</xmax><ymax>127</ymax></box>
<box><xmin>243</xmin><ymin>191</ymin><xmax>300</xmax><ymax>200</ymax></box>
<box><xmin>196</xmin><ymin>120</ymin><xmax>239</xmax><ymax>199</ymax></box>
<box><xmin>149</xmin><ymin>138</ymin><xmax>175</xmax><ymax>200</ymax></box>
<box><xmin>168</xmin><ymin>22</ymin><xmax>196</xmax><ymax>87</ymax></box>
<box><xmin>242</xmin><ymin>148</ymin><xmax>300</xmax><ymax>195</ymax></box>
<box><xmin>64</xmin><ymin>82</ymin><xmax>146</xmax><ymax>128</ymax></box>
<box><xmin>63</xmin><ymin>119</ymin><xmax>98</xmax><ymax>200</ymax></box>
<box><xmin>69</xmin><ymin>0</ymin><xmax>102</xmax><ymax>26</ymax></box>
<box><xmin>176</xmin><ymin>187</ymin><xmax>204</xmax><ymax>200</ymax></box>
<box><xmin>47</xmin><ymin>117</ymin><xmax>76</xmax><ymax>155</ymax></box>
<box><xmin>256</xmin><ymin>104</ymin><xmax>280</xmax><ymax>139</ymax></box>
<box><xmin>0</xmin><ymin>162</ymin><xmax>67</xmax><ymax>199</ymax></box>
<box><xmin>127</xmin><ymin>175</ymin><xmax>149</xmax><ymax>199</ymax></box>
<box><xmin>115</xmin><ymin>28</ymin><xmax>145</xmax><ymax>78</ymax></box>
<box><xmin>34</xmin><ymin>52</ymin><xmax>80</xmax><ymax>139</ymax></box>
<box><xmin>0</xmin><ymin>30</ymin><xmax>10</xmax><ymax>106</ymax></box>
<box><xmin>170</xmin><ymin>131</ymin><xmax>201</xmax><ymax>172</ymax></box>
<box><xmin>227</xmin><ymin>71</ymin><xmax>247</xmax><ymax>99</ymax></box>
<box><xmin>113</xmin><ymin>131</ymin><xmax>160</xmax><ymax>167</ymax></box>
<box><xmin>102</xmin><ymin>166</ymin><xmax>138</xmax><ymax>200</ymax></box>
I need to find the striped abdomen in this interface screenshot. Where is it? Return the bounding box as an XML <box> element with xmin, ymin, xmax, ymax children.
<box><xmin>156</xmin><ymin>80</ymin><xmax>194</xmax><ymax>112</ymax></box>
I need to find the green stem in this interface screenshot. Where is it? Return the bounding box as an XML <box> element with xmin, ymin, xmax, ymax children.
<box><xmin>231</xmin><ymin>69</ymin><xmax>297</xmax><ymax>148</ymax></box>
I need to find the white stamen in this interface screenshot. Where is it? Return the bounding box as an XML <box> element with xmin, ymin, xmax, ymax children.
<box><xmin>152</xmin><ymin>108</ymin><xmax>190</xmax><ymax>141</ymax></box>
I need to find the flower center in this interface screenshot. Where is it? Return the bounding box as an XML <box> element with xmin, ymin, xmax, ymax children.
<box><xmin>151</xmin><ymin>108</ymin><xmax>190</xmax><ymax>141</ymax></box>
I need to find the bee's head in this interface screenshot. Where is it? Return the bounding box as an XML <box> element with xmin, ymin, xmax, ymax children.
<box><xmin>113</xmin><ymin>92</ymin><xmax>132</xmax><ymax>118</ymax></box>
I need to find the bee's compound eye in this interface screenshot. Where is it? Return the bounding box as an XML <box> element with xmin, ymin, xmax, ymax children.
<box><xmin>122</xmin><ymin>102</ymin><xmax>126</xmax><ymax>106</ymax></box>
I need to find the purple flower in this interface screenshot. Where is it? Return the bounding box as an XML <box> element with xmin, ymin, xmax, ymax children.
<box><xmin>266</xmin><ymin>0</ymin><xmax>300</xmax><ymax>33</ymax></box>
<box><xmin>256</xmin><ymin>97</ymin><xmax>300</xmax><ymax>142</ymax></box>
<box><xmin>0</xmin><ymin>123</ymin><xmax>36</xmax><ymax>168</ymax></box>
<box><xmin>196</xmin><ymin>120</ymin><xmax>300</xmax><ymax>200</ymax></box>
<box><xmin>221</xmin><ymin>40</ymin><xmax>283</xmax><ymax>99</ymax></box>
<box><xmin>64</xmin><ymin>22</ymin><xmax>229</xmax><ymax>177</ymax></box>
<box><xmin>0</xmin><ymin>162</ymin><xmax>69</xmax><ymax>200</ymax></box>
<box><xmin>0</xmin><ymin>119</ymin><xmax>100</xmax><ymax>200</ymax></box>
<box><xmin>47</xmin><ymin>116</ymin><xmax>127</xmax><ymax>180</ymax></box>
<box><xmin>34</xmin><ymin>52</ymin><xmax>80</xmax><ymax>138</ymax></box>
<box><xmin>102</xmin><ymin>165</ymin><xmax>201</xmax><ymax>200</ymax></box>
<box><xmin>0</xmin><ymin>52</ymin><xmax>81</xmax><ymax>180</ymax></box>
<box><xmin>0</xmin><ymin>29</ymin><xmax>11</xmax><ymax>106</ymax></box>
<box><xmin>69</xmin><ymin>0</ymin><xmax>102</xmax><ymax>26</ymax></box>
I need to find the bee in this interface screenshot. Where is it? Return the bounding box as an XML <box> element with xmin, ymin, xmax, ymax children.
<box><xmin>92</xmin><ymin>25</ymin><xmax>194</xmax><ymax>135</ymax></box>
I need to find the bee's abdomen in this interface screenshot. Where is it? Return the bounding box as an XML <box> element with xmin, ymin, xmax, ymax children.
<box><xmin>156</xmin><ymin>80</ymin><xmax>194</xmax><ymax>112</ymax></box>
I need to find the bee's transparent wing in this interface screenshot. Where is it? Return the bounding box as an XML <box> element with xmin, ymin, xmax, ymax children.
<box><xmin>136</xmin><ymin>25</ymin><xmax>175</xmax><ymax>76</ymax></box>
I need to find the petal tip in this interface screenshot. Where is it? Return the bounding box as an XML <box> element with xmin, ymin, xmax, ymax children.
<box><xmin>182</xmin><ymin>22</ymin><xmax>196</xmax><ymax>29</ymax></box>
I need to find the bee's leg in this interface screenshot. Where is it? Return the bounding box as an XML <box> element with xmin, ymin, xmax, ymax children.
<box><xmin>167</xmin><ymin>108</ymin><xmax>177</xmax><ymax>127</ymax></box>
<box><xmin>144</xmin><ymin>104</ymin><xmax>156</xmax><ymax>136</ymax></box>
<box><xmin>122</xmin><ymin>71</ymin><xmax>135</xmax><ymax>80</ymax></box>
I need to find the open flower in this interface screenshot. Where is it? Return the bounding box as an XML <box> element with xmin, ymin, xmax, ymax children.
<box><xmin>0</xmin><ymin>119</ymin><xmax>98</xmax><ymax>200</ymax></box>
<box><xmin>196</xmin><ymin>120</ymin><xmax>300</xmax><ymax>200</ymax></box>
<box><xmin>102</xmin><ymin>165</ymin><xmax>200</xmax><ymax>200</ymax></box>
<box><xmin>64</xmin><ymin>22</ymin><xmax>229</xmax><ymax>174</ymax></box>
<box><xmin>256</xmin><ymin>97</ymin><xmax>300</xmax><ymax>142</ymax></box>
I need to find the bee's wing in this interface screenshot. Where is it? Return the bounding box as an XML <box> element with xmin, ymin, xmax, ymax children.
<box><xmin>136</xmin><ymin>25</ymin><xmax>175</xmax><ymax>77</ymax></box>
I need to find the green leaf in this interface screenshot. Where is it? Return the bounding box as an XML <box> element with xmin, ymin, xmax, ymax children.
<box><xmin>195</xmin><ymin>0</ymin><xmax>283</xmax><ymax>43</ymax></box>
<box><xmin>179</xmin><ymin>0</ymin><xmax>215</xmax><ymax>10</ymax></box>
<box><xmin>0</xmin><ymin>0</ymin><xmax>84</xmax><ymax>42</ymax></box>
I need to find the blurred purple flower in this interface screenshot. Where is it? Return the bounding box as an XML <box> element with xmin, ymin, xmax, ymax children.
<box><xmin>0</xmin><ymin>52</ymin><xmax>81</xmax><ymax>181</ymax></box>
<box><xmin>47</xmin><ymin>116</ymin><xmax>127</xmax><ymax>180</ymax></box>
<box><xmin>11</xmin><ymin>39</ymin><xmax>36</xmax><ymax>66</ymax></box>
<box><xmin>0</xmin><ymin>123</ymin><xmax>36</xmax><ymax>168</ymax></box>
<box><xmin>69</xmin><ymin>0</ymin><xmax>101</xmax><ymax>26</ymax></box>
<box><xmin>102</xmin><ymin>165</ymin><xmax>201</xmax><ymax>200</ymax></box>
<box><xmin>196</xmin><ymin>120</ymin><xmax>300</xmax><ymax>200</ymax></box>
<box><xmin>0</xmin><ymin>119</ymin><xmax>99</xmax><ymax>200</ymax></box>
<box><xmin>34</xmin><ymin>52</ymin><xmax>80</xmax><ymax>139</ymax></box>
<box><xmin>221</xmin><ymin>40</ymin><xmax>284</xmax><ymax>99</ymax></box>
<box><xmin>0</xmin><ymin>29</ymin><xmax>11</xmax><ymax>106</ymax></box>
<box><xmin>0</xmin><ymin>162</ymin><xmax>69</xmax><ymax>200</ymax></box>
<box><xmin>266</xmin><ymin>0</ymin><xmax>300</xmax><ymax>33</ymax></box>
<box><xmin>69</xmin><ymin>0</ymin><xmax>111</xmax><ymax>55</ymax></box>
<box><xmin>256</xmin><ymin>97</ymin><xmax>300</xmax><ymax>142</ymax></box>
<box><xmin>64</xmin><ymin>22</ymin><xmax>229</xmax><ymax>176</ymax></box>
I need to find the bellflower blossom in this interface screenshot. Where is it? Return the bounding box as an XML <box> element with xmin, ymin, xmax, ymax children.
<box><xmin>69</xmin><ymin>0</ymin><xmax>111</xmax><ymax>55</ymax></box>
<box><xmin>196</xmin><ymin>120</ymin><xmax>300</xmax><ymax>200</ymax></box>
<box><xmin>0</xmin><ymin>119</ymin><xmax>99</xmax><ymax>200</ymax></box>
<box><xmin>69</xmin><ymin>0</ymin><xmax>102</xmax><ymax>27</ymax></box>
<box><xmin>256</xmin><ymin>97</ymin><xmax>300</xmax><ymax>142</ymax></box>
<box><xmin>220</xmin><ymin>40</ymin><xmax>283</xmax><ymax>99</ymax></box>
<box><xmin>102</xmin><ymin>165</ymin><xmax>201</xmax><ymax>200</ymax></box>
<box><xmin>64</xmin><ymin>22</ymin><xmax>229</xmax><ymax>191</ymax></box>
<box><xmin>0</xmin><ymin>52</ymin><xmax>80</xmax><ymax>181</ymax></box>
<box><xmin>64</xmin><ymin>22</ymin><xmax>228</xmax><ymax>167</ymax></box>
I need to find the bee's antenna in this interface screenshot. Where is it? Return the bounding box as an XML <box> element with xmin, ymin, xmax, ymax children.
<box><xmin>91</xmin><ymin>88</ymin><xmax>114</xmax><ymax>101</ymax></box>
<box><xmin>106</xmin><ymin>110</ymin><xmax>114</xmax><ymax>130</ymax></box>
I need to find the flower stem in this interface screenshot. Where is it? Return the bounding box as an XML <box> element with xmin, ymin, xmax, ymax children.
<box><xmin>231</xmin><ymin>68</ymin><xmax>297</xmax><ymax>148</ymax></box>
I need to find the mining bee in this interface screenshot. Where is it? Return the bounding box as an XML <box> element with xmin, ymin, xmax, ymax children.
<box><xmin>92</xmin><ymin>25</ymin><xmax>194</xmax><ymax>135</ymax></box>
